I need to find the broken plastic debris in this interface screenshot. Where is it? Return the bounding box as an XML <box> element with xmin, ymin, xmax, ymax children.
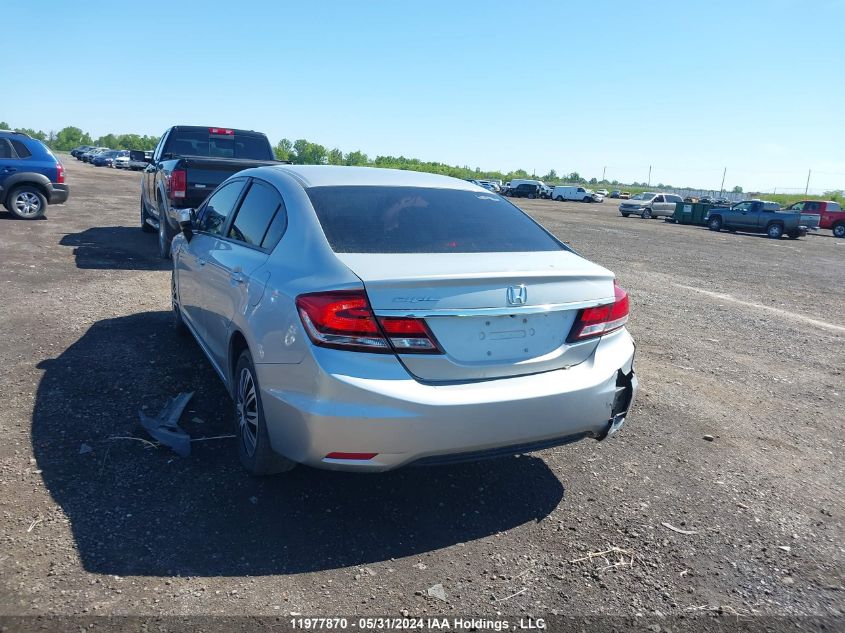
<box><xmin>138</xmin><ymin>392</ymin><xmax>194</xmax><ymax>457</ymax></box>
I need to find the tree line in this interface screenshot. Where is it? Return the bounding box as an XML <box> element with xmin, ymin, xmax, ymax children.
<box><xmin>0</xmin><ymin>122</ymin><xmax>160</xmax><ymax>152</ymax></box>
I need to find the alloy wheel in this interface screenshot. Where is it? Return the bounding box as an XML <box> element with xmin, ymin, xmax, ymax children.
<box><xmin>236</xmin><ymin>367</ymin><xmax>259</xmax><ymax>457</ymax></box>
<box><xmin>15</xmin><ymin>192</ymin><xmax>42</xmax><ymax>218</ymax></box>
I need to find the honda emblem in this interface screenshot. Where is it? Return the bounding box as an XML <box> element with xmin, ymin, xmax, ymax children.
<box><xmin>506</xmin><ymin>284</ymin><xmax>528</xmax><ymax>306</ymax></box>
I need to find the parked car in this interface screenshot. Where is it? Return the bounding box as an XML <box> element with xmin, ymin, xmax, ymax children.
<box><xmin>0</xmin><ymin>130</ymin><xmax>69</xmax><ymax>219</ymax></box>
<box><xmin>698</xmin><ymin>196</ymin><xmax>715</xmax><ymax>204</ymax></box>
<box><xmin>539</xmin><ymin>183</ymin><xmax>554</xmax><ymax>199</ymax></box>
<box><xmin>70</xmin><ymin>145</ymin><xmax>94</xmax><ymax>158</ymax></box>
<box><xmin>170</xmin><ymin>165</ymin><xmax>637</xmax><ymax>474</ymax></box>
<box><xmin>619</xmin><ymin>192</ymin><xmax>631</xmax><ymax>199</ymax></box>
<box><xmin>705</xmin><ymin>200</ymin><xmax>820</xmax><ymax>239</ymax></box>
<box><xmin>784</xmin><ymin>200</ymin><xmax>845</xmax><ymax>238</ymax></box>
<box><xmin>596</xmin><ymin>189</ymin><xmax>609</xmax><ymax>196</ymax></box>
<box><xmin>509</xmin><ymin>183</ymin><xmax>541</xmax><ymax>198</ymax></box>
<box><xmin>81</xmin><ymin>147</ymin><xmax>109</xmax><ymax>163</ymax></box>
<box><xmin>618</xmin><ymin>192</ymin><xmax>683</xmax><ymax>218</ymax></box>
<box><xmin>609</xmin><ymin>190</ymin><xmax>621</xmax><ymax>198</ymax></box>
<box><xmin>683</xmin><ymin>196</ymin><xmax>698</xmax><ymax>203</ymax></box>
<box><xmin>136</xmin><ymin>125</ymin><xmax>279</xmax><ymax>258</ymax></box>
<box><xmin>92</xmin><ymin>150</ymin><xmax>125</xmax><ymax>167</ymax></box>
<box><xmin>113</xmin><ymin>152</ymin><xmax>131</xmax><ymax>169</ymax></box>
<box><xmin>553</xmin><ymin>186</ymin><xmax>603</xmax><ymax>203</ymax></box>
<box><xmin>714</xmin><ymin>197</ymin><xmax>731</xmax><ymax>205</ymax></box>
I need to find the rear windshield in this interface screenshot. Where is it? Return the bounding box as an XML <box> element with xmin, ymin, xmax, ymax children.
<box><xmin>164</xmin><ymin>130</ymin><xmax>272</xmax><ymax>160</ymax></box>
<box><xmin>306</xmin><ymin>186</ymin><xmax>564</xmax><ymax>253</ymax></box>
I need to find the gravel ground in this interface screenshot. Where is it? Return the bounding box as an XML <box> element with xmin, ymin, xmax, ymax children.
<box><xmin>0</xmin><ymin>159</ymin><xmax>842</xmax><ymax>625</ymax></box>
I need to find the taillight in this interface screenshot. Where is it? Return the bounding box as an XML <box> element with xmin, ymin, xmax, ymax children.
<box><xmin>169</xmin><ymin>169</ymin><xmax>187</xmax><ymax>199</ymax></box>
<box><xmin>567</xmin><ymin>281</ymin><xmax>629</xmax><ymax>343</ymax></box>
<box><xmin>295</xmin><ymin>290</ymin><xmax>441</xmax><ymax>354</ymax></box>
<box><xmin>55</xmin><ymin>163</ymin><xmax>65</xmax><ymax>184</ymax></box>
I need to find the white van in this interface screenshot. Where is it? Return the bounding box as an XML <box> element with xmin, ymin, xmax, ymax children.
<box><xmin>552</xmin><ymin>186</ymin><xmax>604</xmax><ymax>203</ymax></box>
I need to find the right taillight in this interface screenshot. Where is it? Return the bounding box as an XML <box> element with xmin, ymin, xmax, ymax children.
<box><xmin>567</xmin><ymin>281</ymin><xmax>629</xmax><ymax>343</ymax></box>
<box><xmin>296</xmin><ymin>290</ymin><xmax>441</xmax><ymax>354</ymax></box>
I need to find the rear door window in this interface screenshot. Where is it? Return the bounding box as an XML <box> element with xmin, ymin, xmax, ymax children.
<box><xmin>804</xmin><ymin>201</ymin><xmax>820</xmax><ymax>212</ymax></box>
<box><xmin>0</xmin><ymin>139</ymin><xmax>12</xmax><ymax>159</ymax></box>
<box><xmin>227</xmin><ymin>180</ymin><xmax>286</xmax><ymax>249</ymax></box>
<box><xmin>198</xmin><ymin>180</ymin><xmax>246</xmax><ymax>236</ymax></box>
<box><xmin>306</xmin><ymin>186</ymin><xmax>565</xmax><ymax>253</ymax></box>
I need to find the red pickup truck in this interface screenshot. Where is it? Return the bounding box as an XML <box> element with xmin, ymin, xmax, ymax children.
<box><xmin>785</xmin><ymin>200</ymin><xmax>845</xmax><ymax>238</ymax></box>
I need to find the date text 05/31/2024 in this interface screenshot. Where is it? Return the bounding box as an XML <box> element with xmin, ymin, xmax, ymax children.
<box><xmin>290</xmin><ymin>617</ymin><xmax>547</xmax><ymax>630</ymax></box>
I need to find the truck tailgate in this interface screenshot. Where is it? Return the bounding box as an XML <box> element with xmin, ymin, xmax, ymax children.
<box><xmin>182</xmin><ymin>157</ymin><xmax>278</xmax><ymax>208</ymax></box>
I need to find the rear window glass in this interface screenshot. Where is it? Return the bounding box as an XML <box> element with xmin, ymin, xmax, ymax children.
<box><xmin>828</xmin><ymin>202</ymin><xmax>841</xmax><ymax>212</ymax></box>
<box><xmin>306</xmin><ymin>186</ymin><xmax>564</xmax><ymax>253</ymax></box>
<box><xmin>165</xmin><ymin>130</ymin><xmax>272</xmax><ymax>160</ymax></box>
<box><xmin>11</xmin><ymin>140</ymin><xmax>32</xmax><ymax>158</ymax></box>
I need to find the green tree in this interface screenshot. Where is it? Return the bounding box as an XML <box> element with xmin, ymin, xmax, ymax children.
<box><xmin>0</xmin><ymin>121</ymin><xmax>9</xmax><ymax>130</ymax></box>
<box><xmin>53</xmin><ymin>127</ymin><xmax>93</xmax><ymax>151</ymax></box>
<box><xmin>732</xmin><ymin>185</ymin><xmax>743</xmax><ymax>193</ymax></box>
<box><xmin>344</xmin><ymin>150</ymin><xmax>369</xmax><ymax>166</ymax></box>
<box><xmin>327</xmin><ymin>148</ymin><xmax>343</xmax><ymax>165</ymax></box>
<box><xmin>589</xmin><ymin>177</ymin><xmax>598</xmax><ymax>184</ymax></box>
<box><xmin>273</xmin><ymin>138</ymin><xmax>293</xmax><ymax>161</ymax></box>
<box><xmin>542</xmin><ymin>169</ymin><xmax>558</xmax><ymax>181</ymax></box>
<box><xmin>292</xmin><ymin>139</ymin><xmax>327</xmax><ymax>165</ymax></box>
<box><xmin>567</xmin><ymin>172</ymin><xmax>581</xmax><ymax>182</ymax></box>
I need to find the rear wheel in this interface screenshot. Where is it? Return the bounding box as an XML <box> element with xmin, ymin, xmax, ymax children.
<box><xmin>7</xmin><ymin>186</ymin><xmax>47</xmax><ymax>220</ymax></box>
<box><xmin>234</xmin><ymin>349</ymin><xmax>297</xmax><ymax>476</ymax></box>
<box><xmin>158</xmin><ymin>199</ymin><xmax>173</xmax><ymax>259</ymax></box>
<box><xmin>833</xmin><ymin>222</ymin><xmax>845</xmax><ymax>238</ymax></box>
<box><xmin>621</xmin><ymin>213</ymin><xmax>630</xmax><ymax>217</ymax></box>
<box><xmin>528</xmin><ymin>193</ymin><xmax>535</xmax><ymax>199</ymax></box>
<box><xmin>766</xmin><ymin>223</ymin><xmax>783</xmax><ymax>239</ymax></box>
<box><xmin>171</xmin><ymin>271</ymin><xmax>187</xmax><ymax>335</ymax></box>
<box><xmin>708</xmin><ymin>217</ymin><xmax>722</xmax><ymax>231</ymax></box>
<box><xmin>641</xmin><ymin>208</ymin><xmax>653</xmax><ymax>219</ymax></box>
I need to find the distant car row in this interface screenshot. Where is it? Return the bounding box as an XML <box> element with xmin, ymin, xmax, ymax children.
<box><xmin>615</xmin><ymin>192</ymin><xmax>845</xmax><ymax>239</ymax></box>
<box><xmin>70</xmin><ymin>145</ymin><xmax>151</xmax><ymax>170</ymax></box>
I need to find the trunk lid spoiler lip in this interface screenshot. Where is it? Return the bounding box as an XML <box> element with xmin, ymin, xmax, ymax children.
<box><xmin>372</xmin><ymin>297</ymin><xmax>614</xmax><ymax>318</ymax></box>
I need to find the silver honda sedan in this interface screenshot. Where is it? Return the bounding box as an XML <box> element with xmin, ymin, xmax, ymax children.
<box><xmin>170</xmin><ymin>166</ymin><xmax>637</xmax><ymax>475</ymax></box>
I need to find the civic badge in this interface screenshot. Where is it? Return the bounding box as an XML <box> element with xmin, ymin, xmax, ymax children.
<box><xmin>506</xmin><ymin>284</ymin><xmax>528</xmax><ymax>306</ymax></box>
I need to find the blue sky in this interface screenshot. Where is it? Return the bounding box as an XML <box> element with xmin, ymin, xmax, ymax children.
<box><xmin>4</xmin><ymin>0</ymin><xmax>843</xmax><ymax>192</ymax></box>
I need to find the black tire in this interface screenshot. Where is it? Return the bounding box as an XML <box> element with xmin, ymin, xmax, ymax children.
<box><xmin>641</xmin><ymin>208</ymin><xmax>653</xmax><ymax>219</ymax></box>
<box><xmin>528</xmin><ymin>193</ymin><xmax>535</xmax><ymax>199</ymax></box>
<box><xmin>234</xmin><ymin>349</ymin><xmax>297</xmax><ymax>476</ymax></box>
<box><xmin>171</xmin><ymin>271</ymin><xmax>188</xmax><ymax>335</ymax></box>
<box><xmin>766</xmin><ymin>223</ymin><xmax>783</xmax><ymax>239</ymax></box>
<box><xmin>6</xmin><ymin>186</ymin><xmax>47</xmax><ymax>220</ymax></box>
<box><xmin>708</xmin><ymin>217</ymin><xmax>722</xmax><ymax>232</ymax></box>
<box><xmin>554</xmin><ymin>196</ymin><xmax>563</xmax><ymax>202</ymax></box>
<box><xmin>621</xmin><ymin>213</ymin><xmax>630</xmax><ymax>218</ymax></box>
<box><xmin>158</xmin><ymin>199</ymin><xmax>173</xmax><ymax>259</ymax></box>
<box><xmin>582</xmin><ymin>197</ymin><xmax>591</xmax><ymax>203</ymax></box>
<box><xmin>832</xmin><ymin>222</ymin><xmax>845</xmax><ymax>238</ymax></box>
<box><xmin>140</xmin><ymin>198</ymin><xmax>155</xmax><ymax>233</ymax></box>
<box><xmin>787</xmin><ymin>229</ymin><xmax>801</xmax><ymax>240</ymax></box>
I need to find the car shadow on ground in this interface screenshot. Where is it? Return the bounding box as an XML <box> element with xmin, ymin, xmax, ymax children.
<box><xmin>32</xmin><ymin>311</ymin><xmax>563</xmax><ymax>577</ymax></box>
<box><xmin>59</xmin><ymin>226</ymin><xmax>168</xmax><ymax>270</ymax></box>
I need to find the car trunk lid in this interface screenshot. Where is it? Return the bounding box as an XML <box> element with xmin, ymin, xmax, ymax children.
<box><xmin>336</xmin><ymin>251</ymin><xmax>616</xmax><ymax>382</ymax></box>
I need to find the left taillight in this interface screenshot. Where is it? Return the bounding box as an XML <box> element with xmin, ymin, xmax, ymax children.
<box><xmin>55</xmin><ymin>163</ymin><xmax>65</xmax><ymax>184</ymax></box>
<box><xmin>295</xmin><ymin>290</ymin><xmax>441</xmax><ymax>354</ymax></box>
<box><xmin>567</xmin><ymin>281</ymin><xmax>629</xmax><ymax>343</ymax></box>
<box><xmin>169</xmin><ymin>169</ymin><xmax>187</xmax><ymax>200</ymax></box>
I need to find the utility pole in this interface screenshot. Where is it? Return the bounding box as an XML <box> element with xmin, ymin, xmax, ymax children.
<box><xmin>720</xmin><ymin>167</ymin><xmax>726</xmax><ymax>195</ymax></box>
<box><xmin>805</xmin><ymin>169</ymin><xmax>811</xmax><ymax>195</ymax></box>
<box><xmin>602</xmin><ymin>166</ymin><xmax>606</xmax><ymax>182</ymax></box>
<box><xmin>647</xmin><ymin>166</ymin><xmax>652</xmax><ymax>187</ymax></box>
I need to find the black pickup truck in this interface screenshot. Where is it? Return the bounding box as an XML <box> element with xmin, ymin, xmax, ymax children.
<box><xmin>133</xmin><ymin>126</ymin><xmax>279</xmax><ymax>258</ymax></box>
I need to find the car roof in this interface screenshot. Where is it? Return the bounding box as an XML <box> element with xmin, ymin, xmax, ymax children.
<box><xmin>261</xmin><ymin>165</ymin><xmax>482</xmax><ymax>191</ymax></box>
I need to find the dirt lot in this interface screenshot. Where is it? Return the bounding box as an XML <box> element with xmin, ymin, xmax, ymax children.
<box><xmin>0</xmin><ymin>159</ymin><xmax>842</xmax><ymax>624</ymax></box>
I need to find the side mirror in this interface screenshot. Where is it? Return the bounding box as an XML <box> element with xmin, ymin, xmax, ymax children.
<box><xmin>178</xmin><ymin>208</ymin><xmax>195</xmax><ymax>242</ymax></box>
<box><xmin>129</xmin><ymin>150</ymin><xmax>150</xmax><ymax>162</ymax></box>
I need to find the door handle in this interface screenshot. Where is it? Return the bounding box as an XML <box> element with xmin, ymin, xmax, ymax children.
<box><xmin>2</xmin><ymin>167</ymin><xmax>16</xmax><ymax>173</ymax></box>
<box><xmin>231</xmin><ymin>272</ymin><xmax>245</xmax><ymax>284</ymax></box>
